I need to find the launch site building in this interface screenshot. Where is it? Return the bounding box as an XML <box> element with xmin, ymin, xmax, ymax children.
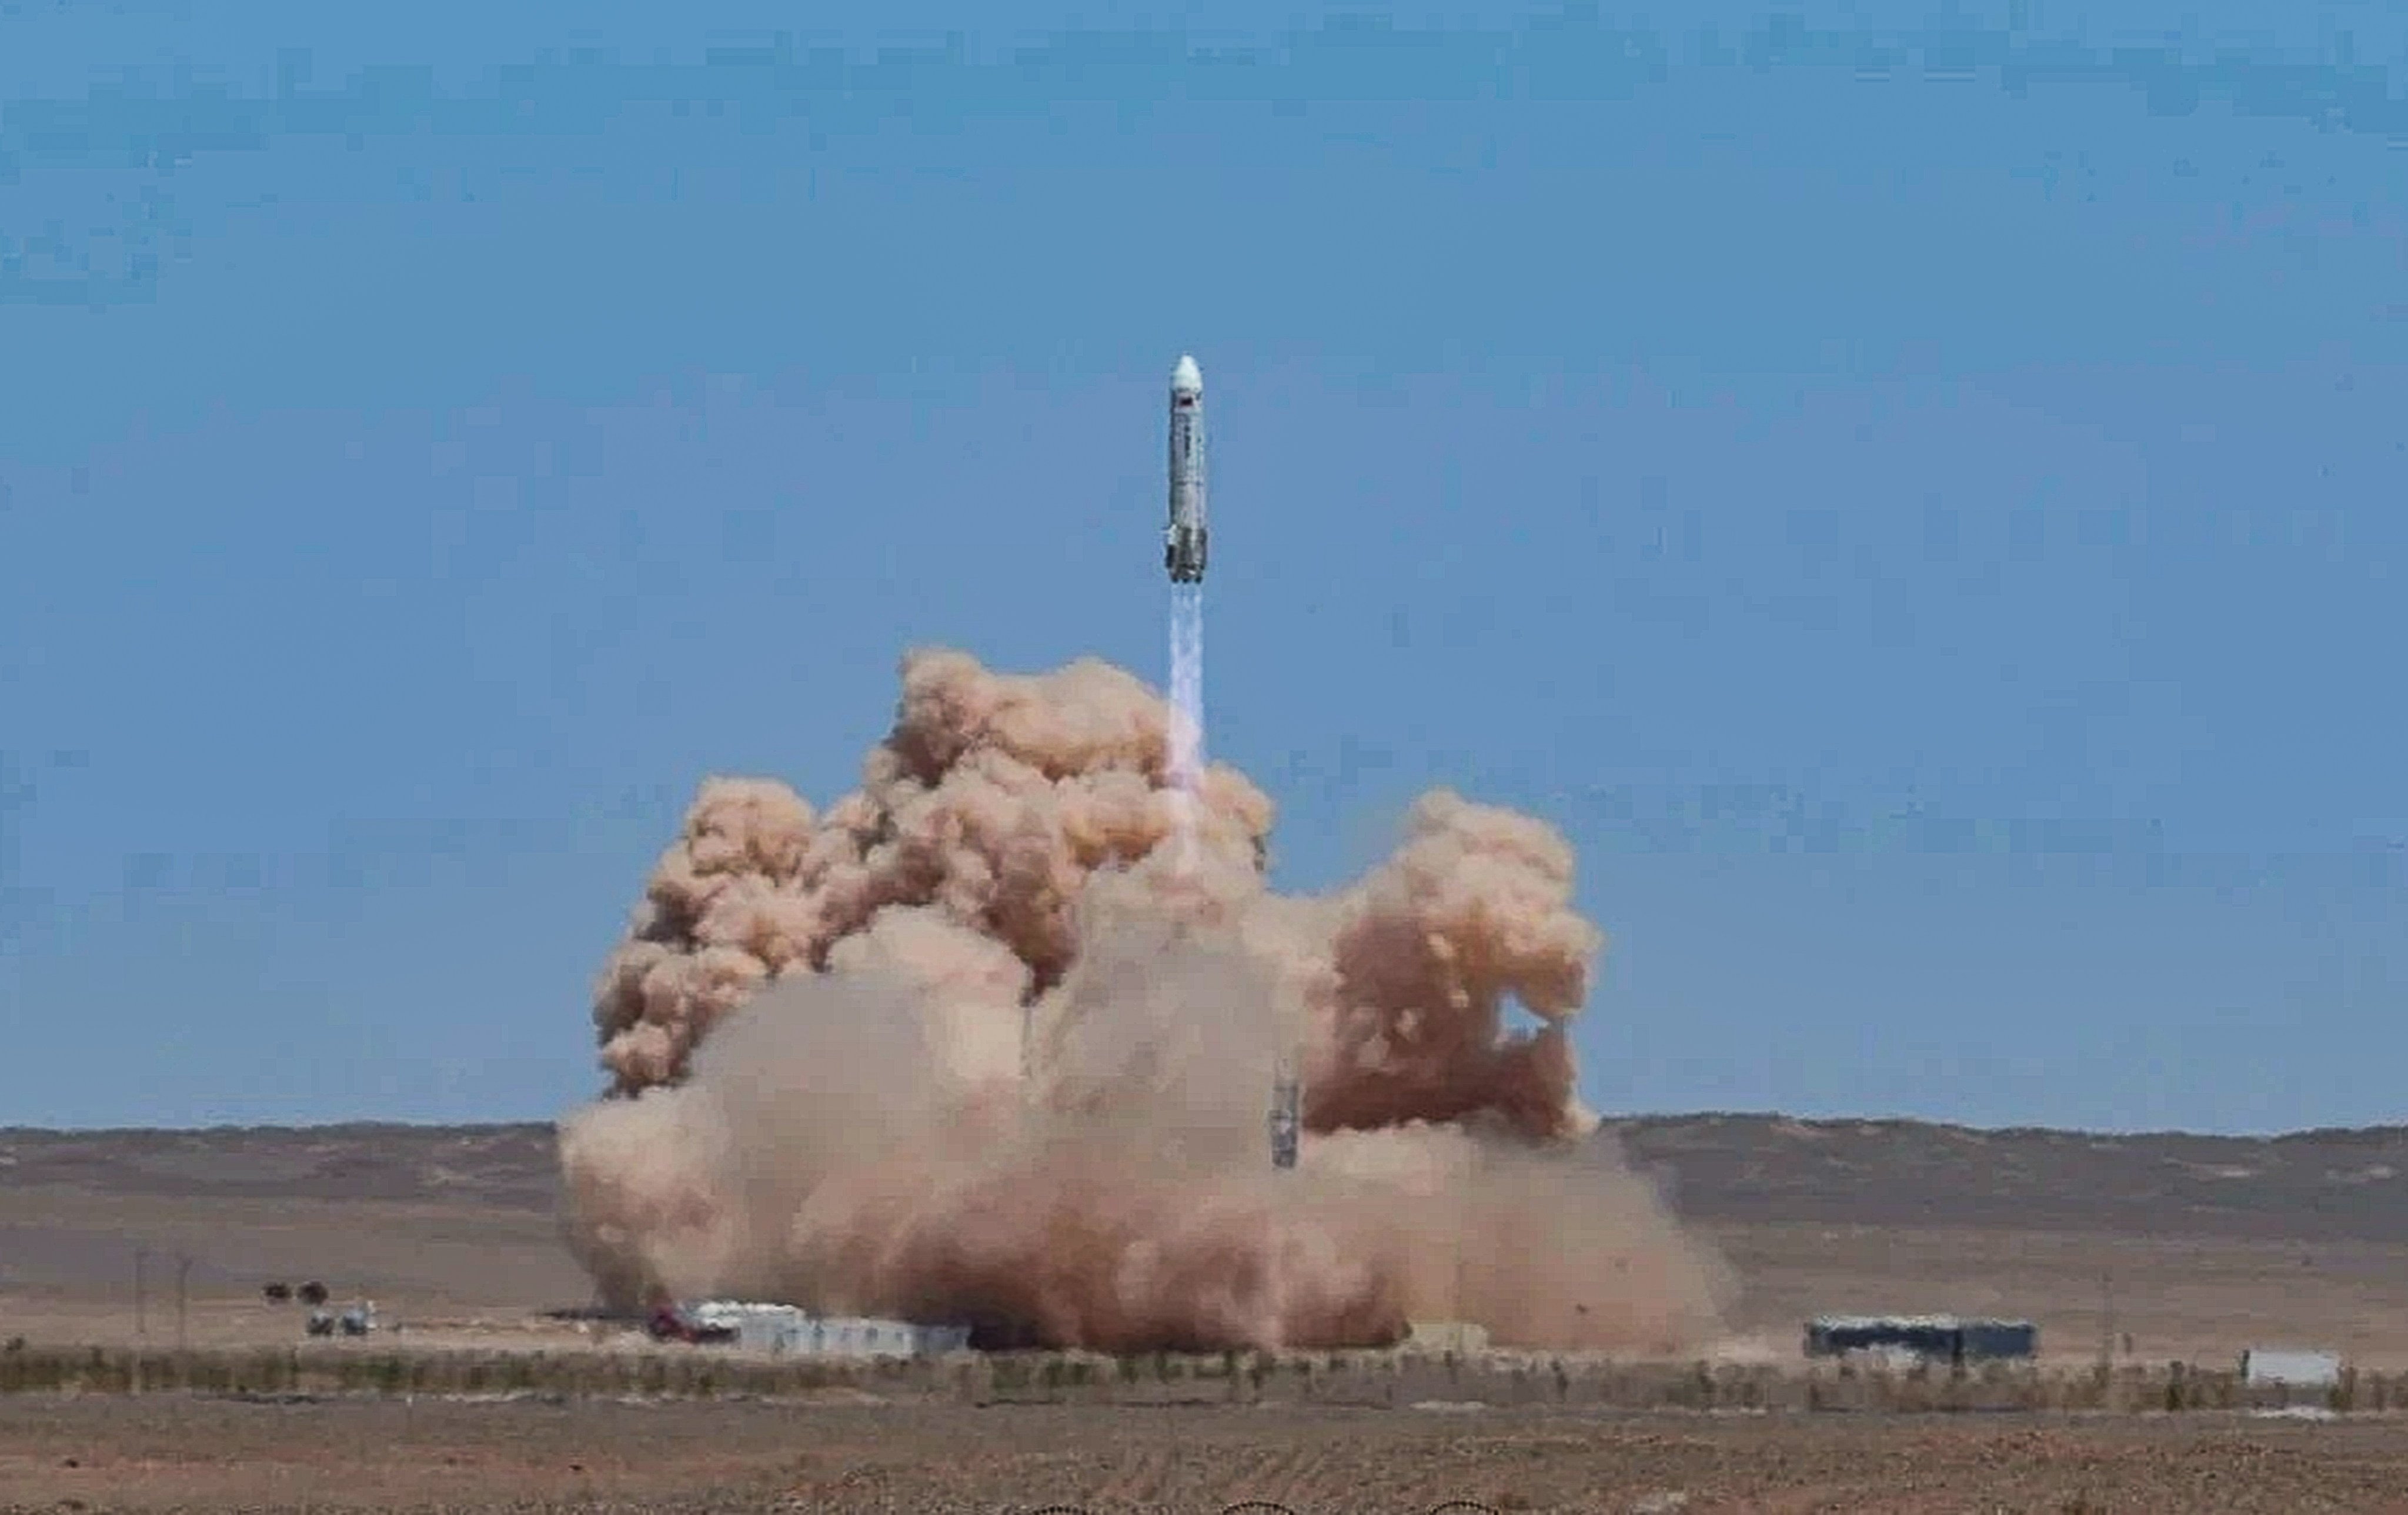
<box><xmin>1804</xmin><ymin>1314</ymin><xmax>2037</xmax><ymax>1366</ymax></box>
<box><xmin>685</xmin><ymin>1302</ymin><xmax>971</xmax><ymax>1359</ymax></box>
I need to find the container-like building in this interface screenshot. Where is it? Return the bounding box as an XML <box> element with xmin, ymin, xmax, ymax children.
<box><xmin>1804</xmin><ymin>1314</ymin><xmax>2038</xmax><ymax>1366</ymax></box>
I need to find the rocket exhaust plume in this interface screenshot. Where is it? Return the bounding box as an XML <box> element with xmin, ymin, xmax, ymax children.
<box><xmin>559</xmin><ymin>647</ymin><xmax>1730</xmax><ymax>1353</ymax></box>
<box><xmin>1165</xmin><ymin>584</ymin><xmax>1206</xmax><ymax>870</ymax></box>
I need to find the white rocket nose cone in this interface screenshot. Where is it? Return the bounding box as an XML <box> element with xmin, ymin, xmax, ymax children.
<box><xmin>1171</xmin><ymin>354</ymin><xmax>1203</xmax><ymax>394</ymax></box>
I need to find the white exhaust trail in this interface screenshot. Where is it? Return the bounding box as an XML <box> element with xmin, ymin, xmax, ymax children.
<box><xmin>1166</xmin><ymin>582</ymin><xmax>1206</xmax><ymax>869</ymax></box>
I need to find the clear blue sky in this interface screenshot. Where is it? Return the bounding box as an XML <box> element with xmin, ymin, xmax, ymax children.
<box><xmin>4</xmin><ymin>2</ymin><xmax>2404</xmax><ymax>1133</ymax></box>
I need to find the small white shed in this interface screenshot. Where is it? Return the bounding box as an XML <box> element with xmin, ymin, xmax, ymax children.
<box><xmin>2239</xmin><ymin>1347</ymin><xmax>2342</xmax><ymax>1387</ymax></box>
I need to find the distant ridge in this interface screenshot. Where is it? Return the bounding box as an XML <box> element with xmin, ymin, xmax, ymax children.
<box><xmin>5</xmin><ymin>1115</ymin><xmax>2406</xmax><ymax>1243</ymax></box>
<box><xmin>0</xmin><ymin>1123</ymin><xmax>560</xmax><ymax>1209</ymax></box>
<box><xmin>12</xmin><ymin>1113</ymin><xmax>2403</xmax><ymax>1142</ymax></box>
<box><xmin>0</xmin><ymin>1119</ymin><xmax>558</xmax><ymax>1141</ymax></box>
<box><xmin>1603</xmin><ymin>1113</ymin><xmax>2408</xmax><ymax>1243</ymax></box>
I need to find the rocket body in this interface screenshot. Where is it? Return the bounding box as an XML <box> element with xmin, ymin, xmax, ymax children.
<box><xmin>1269</xmin><ymin>1063</ymin><xmax>1300</xmax><ymax>1170</ymax></box>
<box><xmin>1165</xmin><ymin>354</ymin><xmax>1208</xmax><ymax>583</ymax></box>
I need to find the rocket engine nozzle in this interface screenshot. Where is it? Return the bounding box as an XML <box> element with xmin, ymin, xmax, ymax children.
<box><xmin>1166</xmin><ymin>525</ymin><xmax>1208</xmax><ymax>583</ymax></box>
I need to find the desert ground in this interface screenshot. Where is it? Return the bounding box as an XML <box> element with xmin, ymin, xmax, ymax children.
<box><xmin>8</xmin><ymin>1116</ymin><xmax>2407</xmax><ymax>1367</ymax></box>
<box><xmin>11</xmin><ymin>1396</ymin><xmax>2408</xmax><ymax>1514</ymax></box>
<box><xmin>1608</xmin><ymin>1115</ymin><xmax>2408</xmax><ymax>1371</ymax></box>
<box><xmin>7</xmin><ymin>1116</ymin><xmax>2408</xmax><ymax>1511</ymax></box>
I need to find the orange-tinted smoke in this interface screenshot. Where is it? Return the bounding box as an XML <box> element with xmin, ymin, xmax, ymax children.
<box><xmin>560</xmin><ymin>647</ymin><xmax>1725</xmax><ymax>1353</ymax></box>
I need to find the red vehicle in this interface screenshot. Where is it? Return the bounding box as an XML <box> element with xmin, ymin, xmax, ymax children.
<box><xmin>644</xmin><ymin>1293</ymin><xmax>736</xmax><ymax>1345</ymax></box>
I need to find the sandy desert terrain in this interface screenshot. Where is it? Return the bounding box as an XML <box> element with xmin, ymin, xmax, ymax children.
<box><xmin>1605</xmin><ymin>1115</ymin><xmax>2408</xmax><ymax>1370</ymax></box>
<box><xmin>8</xmin><ymin>1116</ymin><xmax>2408</xmax><ymax>1511</ymax></box>
<box><xmin>9</xmin><ymin>1115</ymin><xmax>2408</xmax><ymax>1367</ymax></box>
<box><xmin>0</xmin><ymin>1125</ymin><xmax>580</xmax><ymax>1351</ymax></box>
<box><xmin>7</xmin><ymin>1396</ymin><xmax>2408</xmax><ymax>1514</ymax></box>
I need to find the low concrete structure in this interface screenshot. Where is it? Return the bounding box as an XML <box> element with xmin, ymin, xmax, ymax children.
<box><xmin>1403</xmin><ymin>1320</ymin><xmax>1489</xmax><ymax>1355</ymax></box>
<box><xmin>1804</xmin><ymin>1314</ymin><xmax>2038</xmax><ymax>1366</ymax></box>
<box><xmin>684</xmin><ymin>1302</ymin><xmax>970</xmax><ymax>1358</ymax></box>
<box><xmin>2240</xmin><ymin>1347</ymin><xmax>2342</xmax><ymax>1387</ymax></box>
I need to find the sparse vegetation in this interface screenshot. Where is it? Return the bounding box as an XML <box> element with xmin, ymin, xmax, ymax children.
<box><xmin>0</xmin><ymin>1342</ymin><xmax>2393</xmax><ymax>1416</ymax></box>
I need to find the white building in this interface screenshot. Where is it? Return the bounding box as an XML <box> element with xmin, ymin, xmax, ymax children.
<box><xmin>1404</xmin><ymin>1320</ymin><xmax>1489</xmax><ymax>1354</ymax></box>
<box><xmin>2240</xmin><ymin>1347</ymin><xmax>2342</xmax><ymax>1388</ymax></box>
<box><xmin>685</xmin><ymin>1302</ymin><xmax>970</xmax><ymax>1359</ymax></box>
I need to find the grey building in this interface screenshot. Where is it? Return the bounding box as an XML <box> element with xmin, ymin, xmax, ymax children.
<box><xmin>1804</xmin><ymin>1313</ymin><xmax>2038</xmax><ymax>1366</ymax></box>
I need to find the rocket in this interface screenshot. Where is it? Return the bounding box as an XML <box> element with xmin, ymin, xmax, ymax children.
<box><xmin>1269</xmin><ymin>1061</ymin><xmax>1300</xmax><ymax>1171</ymax></box>
<box><xmin>1165</xmin><ymin>354</ymin><xmax>1208</xmax><ymax>583</ymax></box>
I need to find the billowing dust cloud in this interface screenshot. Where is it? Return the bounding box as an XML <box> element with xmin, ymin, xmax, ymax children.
<box><xmin>558</xmin><ymin>647</ymin><xmax>1728</xmax><ymax>1353</ymax></box>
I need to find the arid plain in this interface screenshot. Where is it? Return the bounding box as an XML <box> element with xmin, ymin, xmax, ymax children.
<box><xmin>8</xmin><ymin>1114</ymin><xmax>2408</xmax><ymax>1513</ymax></box>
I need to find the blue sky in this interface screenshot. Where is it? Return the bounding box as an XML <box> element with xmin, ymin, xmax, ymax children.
<box><xmin>4</xmin><ymin>2</ymin><xmax>2406</xmax><ymax>1133</ymax></box>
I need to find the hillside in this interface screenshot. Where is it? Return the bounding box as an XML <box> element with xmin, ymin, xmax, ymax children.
<box><xmin>0</xmin><ymin>1123</ymin><xmax>560</xmax><ymax>1210</ymax></box>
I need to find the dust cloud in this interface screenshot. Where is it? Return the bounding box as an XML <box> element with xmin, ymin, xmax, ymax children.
<box><xmin>557</xmin><ymin>647</ymin><xmax>1727</xmax><ymax>1353</ymax></box>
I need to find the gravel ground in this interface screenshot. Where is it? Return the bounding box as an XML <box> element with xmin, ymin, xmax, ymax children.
<box><xmin>6</xmin><ymin>1395</ymin><xmax>2408</xmax><ymax>1514</ymax></box>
